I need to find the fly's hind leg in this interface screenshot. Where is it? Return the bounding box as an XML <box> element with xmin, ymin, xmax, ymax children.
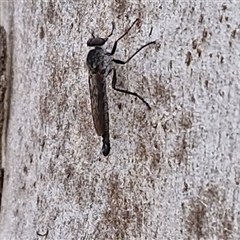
<box><xmin>111</xmin><ymin>68</ymin><xmax>151</xmax><ymax>109</ymax></box>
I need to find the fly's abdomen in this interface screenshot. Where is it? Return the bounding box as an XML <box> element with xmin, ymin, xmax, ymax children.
<box><xmin>87</xmin><ymin>47</ymin><xmax>111</xmax><ymax>156</ymax></box>
<box><xmin>88</xmin><ymin>72</ymin><xmax>110</xmax><ymax>155</ymax></box>
<box><xmin>88</xmin><ymin>73</ymin><xmax>105</xmax><ymax>136</ymax></box>
<box><xmin>102</xmin><ymin>136</ymin><xmax>110</xmax><ymax>156</ymax></box>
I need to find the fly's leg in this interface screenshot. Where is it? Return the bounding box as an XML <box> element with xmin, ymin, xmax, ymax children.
<box><xmin>111</xmin><ymin>68</ymin><xmax>151</xmax><ymax>110</ymax></box>
<box><xmin>111</xmin><ymin>19</ymin><xmax>139</xmax><ymax>55</ymax></box>
<box><xmin>111</xmin><ymin>40</ymin><xmax>156</xmax><ymax>110</ymax></box>
<box><xmin>113</xmin><ymin>41</ymin><xmax>156</xmax><ymax>64</ymax></box>
<box><xmin>106</xmin><ymin>22</ymin><xmax>115</xmax><ymax>38</ymax></box>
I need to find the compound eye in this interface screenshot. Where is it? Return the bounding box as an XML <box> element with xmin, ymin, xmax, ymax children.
<box><xmin>87</xmin><ymin>38</ymin><xmax>107</xmax><ymax>46</ymax></box>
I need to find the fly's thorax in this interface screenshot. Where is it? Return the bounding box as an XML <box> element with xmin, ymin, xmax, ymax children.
<box><xmin>102</xmin><ymin>52</ymin><xmax>113</xmax><ymax>77</ymax></box>
<box><xmin>86</xmin><ymin>48</ymin><xmax>103</xmax><ymax>73</ymax></box>
<box><xmin>87</xmin><ymin>47</ymin><xmax>113</xmax><ymax>75</ymax></box>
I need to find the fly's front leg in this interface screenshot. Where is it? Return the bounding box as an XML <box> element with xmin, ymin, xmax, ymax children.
<box><xmin>110</xmin><ymin>19</ymin><xmax>139</xmax><ymax>55</ymax></box>
<box><xmin>112</xmin><ymin>68</ymin><xmax>151</xmax><ymax>109</ymax></box>
<box><xmin>113</xmin><ymin>41</ymin><xmax>156</xmax><ymax>64</ymax></box>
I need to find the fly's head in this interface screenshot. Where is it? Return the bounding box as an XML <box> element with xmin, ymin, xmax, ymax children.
<box><xmin>87</xmin><ymin>37</ymin><xmax>108</xmax><ymax>47</ymax></box>
<box><xmin>87</xmin><ymin>22</ymin><xmax>114</xmax><ymax>47</ymax></box>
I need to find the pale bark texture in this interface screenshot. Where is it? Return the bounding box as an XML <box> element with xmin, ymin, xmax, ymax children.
<box><xmin>1</xmin><ymin>0</ymin><xmax>240</xmax><ymax>239</ymax></box>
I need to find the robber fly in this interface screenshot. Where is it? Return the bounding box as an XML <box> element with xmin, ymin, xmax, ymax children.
<box><xmin>86</xmin><ymin>19</ymin><xmax>156</xmax><ymax>156</ymax></box>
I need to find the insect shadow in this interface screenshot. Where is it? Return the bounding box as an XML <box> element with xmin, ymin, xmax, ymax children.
<box><xmin>86</xmin><ymin>18</ymin><xmax>156</xmax><ymax>156</ymax></box>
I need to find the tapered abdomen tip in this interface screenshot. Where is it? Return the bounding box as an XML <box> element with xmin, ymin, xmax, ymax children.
<box><xmin>102</xmin><ymin>142</ymin><xmax>110</xmax><ymax>156</ymax></box>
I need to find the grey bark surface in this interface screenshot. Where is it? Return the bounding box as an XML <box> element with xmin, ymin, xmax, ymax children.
<box><xmin>1</xmin><ymin>1</ymin><xmax>240</xmax><ymax>239</ymax></box>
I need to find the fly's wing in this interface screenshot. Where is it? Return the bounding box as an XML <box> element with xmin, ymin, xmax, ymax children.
<box><xmin>88</xmin><ymin>73</ymin><xmax>105</xmax><ymax>136</ymax></box>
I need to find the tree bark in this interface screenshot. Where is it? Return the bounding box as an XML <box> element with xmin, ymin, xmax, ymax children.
<box><xmin>1</xmin><ymin>1</ymin><xmax>240</xmax><ymax>239</ymax></box>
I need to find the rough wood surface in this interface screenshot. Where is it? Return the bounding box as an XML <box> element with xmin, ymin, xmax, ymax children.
<box><xmin>1</xmin><ymin>1</ymin><xmax>240</xmax><ymax>239</ymax></box>
<box><xmin>0</xmin><ymin>9</ymin><xmax>7</xmax><ymax>214</ymax></box>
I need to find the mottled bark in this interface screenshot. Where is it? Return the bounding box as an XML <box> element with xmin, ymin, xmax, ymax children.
<box><xmin>0</xmin><ymin>1</ymin><xmax>240</xmax><ymax>239</ymax></box>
